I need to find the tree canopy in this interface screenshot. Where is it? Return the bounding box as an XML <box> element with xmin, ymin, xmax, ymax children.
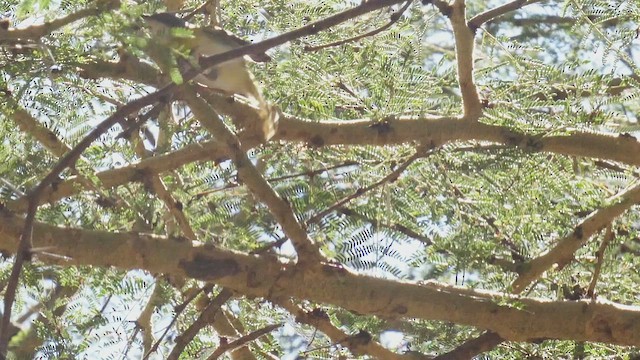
<box><xmin>2</xmin><ymin>0</ymin><xmax>640</xmax><ymax>358</ymax></box>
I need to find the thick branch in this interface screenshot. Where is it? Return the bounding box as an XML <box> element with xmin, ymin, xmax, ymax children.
<box><xmin>4</xmin><ymin>140</ymin><xmax>230</xmax><ymax>213</ymax></box>
<box><xmin>182</xmin><ymin>87</ymin><xmax>323</xmax><ymax>264</ymax></box>
<box><xmin>449</xmin><ymin>0</ymin><xmax>482</xmax><ymax>118</ymax></box>
<box><xmin>2</xmin><ymin>211</ymin><xmax>640</xmax><ymax>346</ymax></box>
<box><xmin>276</xmin><ymin>115</ymin><xmax>640</xmax><ymax>166</ymax></box>
<box><xmin>8</xmin><ymin>116</ymin><xmax>640</xmax><ymax>213</ymax></box>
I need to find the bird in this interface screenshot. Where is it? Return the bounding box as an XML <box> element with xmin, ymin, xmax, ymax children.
<box><xmin>141</xmin><ymin>12</ymin><xmax>278</xmax><ymax>140</ymax></box>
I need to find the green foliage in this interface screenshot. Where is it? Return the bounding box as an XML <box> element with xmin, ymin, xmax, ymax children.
<box><xmin>2</xmin><ymin>0</ymin><xmax>640</xmax><ymax>358</ymax></box>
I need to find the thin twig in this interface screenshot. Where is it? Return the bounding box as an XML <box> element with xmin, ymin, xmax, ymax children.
<box><xmin>167</xmin><ymin>289</ymin><xmax>233</xmax><ymax>360</ymax></box>
<box><xmin>193</xmin><ymin>161</ymin><xmax>359</xmax><ymax>198</ymax></box>
<box><xmin>307</xmin><ymin>151</ymin><xmax>423</xmax><ymax>225</ymax></box>
<box><xmin>305</xmin><ymin>0</ymin><xmax>412</xmax><ymax>52</ymax></box>
<box><xmin>198</xmin><ymin>0</ymin><xmax>409</xmax><ymax>70</ymax></box>
<box><xmin>338</xmin><ymin>207</ymin><xmax>434</xmax><ymax>245</ymax></box>
<box><xmin>468</xmin><ymin>0</ymin><xmax>545</xmax><ymax>29</ymax></box>
<box><xmin>512</xmin><ymin>181</ymin><xmax>640</xmax><ymax>293</ymax></box>
<box><xmin>587</xmin><ymin>224</ymin><xmax>613</xmax><ymax>299</ymax></box>
<box><xmin>143</xmin><ymin>285</ymin><xmax>206</xmax><ymax>359</ymax></box>
<box><xmin>206</xmin><ymin>324</ymin><xmax>282</xmax><ymax>360</ymax></box>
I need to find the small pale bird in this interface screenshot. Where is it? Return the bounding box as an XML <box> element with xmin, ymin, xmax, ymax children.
<box><xmin>142</xmin><ymin>12</ymin><xmax>278</xmax><ymax>140</ymax></box>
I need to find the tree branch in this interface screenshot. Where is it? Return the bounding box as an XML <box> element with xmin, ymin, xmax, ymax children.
<box><xmin>8</xmin><ymin>115</ymin><xmax>640</xmax><ymax>214</ymax></box>
<box><xmin>307</xmin><ymin>150</ymin><xmax>425</xmax><ymax>225</ymax></box>
<box><xmin>449</xmin><ymin>0</ymin><xmax>482</xmax><ymax>119</ymax></box>
<box><xmin>167</xmin><ymin>289</ymin><xmax>233</xmax><ymax>360</ymax></box>
<box><xmin>275</xmin><ymin>115</ymin><xmax>640</xmax><ymax>167</ymax></box>
<box><xmin>197</xmin><ymin>0</ymin><xmax>409</xmax><ymax>70</ymax></box>
<box><xmin>206</xmin><ymin>324</ymin><xmax>281</xmax><ymax>360</ymax></box>
<box><xmin>0</xmin><ymin>0</ymin><xmax>120</xmax><ymax>41</ymax></box>
<box><xmin>279</xmin><ymin>300</ymin><xmax>417</xmax><ymax>359</ymax></box>
<box><xmin>304</xmin><ymin>0</ymin><xmax>412</xmax><ymax>52</ymax></box>
<box><xmin>2</xmin><ymin>211</ymin><xmax>640</xmax><ymax>345</ymax></box>
<box><xmin>468</xmin><ymin>0</ymin><xmax>545</xmax><ymax>29</ymax></box>
<box><xmin>511</xmin><ymin>181</ymin><xmax>640</xmax><ymax>293</ymax></box>
<box><xmin>182</xmin><ymin>86</ymin><xmax>324</xmax><ymax>264</ymax></box>
<box><xmin>433</xmin><ymin>332</ymin><xmax>504</xmax><ymax>360</ymax></box>
<box><xmin>587</xmin><ymin>224</ymin><xmax>613</xmax><ymax>299</ymax></box>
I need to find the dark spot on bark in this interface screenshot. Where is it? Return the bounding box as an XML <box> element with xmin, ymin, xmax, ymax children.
<box><xmin>338</xmin><ymin>208</ymin><xmax>353</xmax><ymax>216</ymax></box>
<box><xmin>181</xmin><ymin>254</ymin><xmax>240</xmax><ymax>280</ymax></box>
<box><xmin>50</xmin><ymin>178</ymin><xmax>61</xmax><ymax>192</ymax></box>
<box><xmin>345</xmin><ymin>330</ymin><xmax>371</xmax><ymax>347</ymax></box>
<box><xmin>619</xmin><ymin>132</ymin><xmax>636</xmax><ymax>140</ymax></box>
<box><xmin>173</xmin><ymin>235</ymin><xmax>189</xmax><ymax>243</ymax></box>
<box><xmin>48</xmin><ymin>130</ymin><xmax>57</xmax><ymax>141</ymax></box>
<box><xmin>329</xmin><ymin>127</ymin><xmax>338</xmax><ymax>134</ymax></box>
<box><xmin>309</xmin><ymin>308</ymin><xmax>329</xmax><ymax>320</ymax></box>
<box><xmin>503</xmin><ymin>131</ymin><xmax>524</xmax><ymax>146</ymax></box>
<box><xmin>246</xmin><ymin>270</ymin><xmax>260</xmax><ymax>288</ymax></box>
<box><xmin>132</xmin><ymin>168</ymin><xmax>150</xmax><ymax>183</ymax></box>
<box><xmin>175</xmin><ymin>201</ymin><xmax>183</xmax><ymax>211</ymax></box>
<box><xmin>529</xmin><ymin>337</ymin><xmax>548</xmax><ymax>344</ymax></box>
<box><xmin>204</xmin><ymin>68</ymin><xmax>218</xmax><ymax>80</ymax></box>
<box><xmin>309</xmin><ymin>134</ymin><xmax>324</xmax><ymax>147</ymax></box>
<box><xmin>96</xmin><ymin>196</ymin><xmax>116</xmax><ymax>209</ymax></box>
<box><xmin>525</xmin><ymin>136</ymin><xmax>543</xmax><ymax>151</ymax></box>
<box><xmin>22</xmin><ymin>248</ymin><xmax>33</xmax><ymax>262</ymax></box>
<box><xmin>393</xmin><ymin>304</ymin><xmax>408</xmax><ymax>314</ymax></box>
<box><xmin>514</xmin><ymin>262</ymin><xmax>529</xmax><ymax>275</ymax></box>
<box><xmin>369</xmin><ymin>120</ymin><xmax>392</xmax><ymax>135</ymax></box>
<box><xmin>158</xmin><ymin>94</ymin><xmax>170</xmax><ymax>103</ymax></box>
<box><xmin>591</xmin><ymin>315</ymin><xmax>613</xmax><ymax>341</ymax></box>
<box><xmin>574</xmin><ymin>225</ymin><xmax>584</xmax><ymax>240</ymax></box>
